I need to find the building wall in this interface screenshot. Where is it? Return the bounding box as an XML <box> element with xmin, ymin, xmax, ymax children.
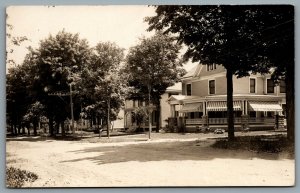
<box><xmin>215</xmin><ymin>76</ymin><xmax>227</xmax><ymax>95</ymax></box>
<box><xmin>182</xmin><ymin>82</ymin><xmax>186</xmax><ymax>95</ymax></box>
<box><xmin>191</xmin><ymin>80</ymin><xmax>207</xmax><ymax>97</ymax></box>
<box><xmin>257</xmin><ymin>77</ymin><xmax>264</xmax><ymax>94</ymax></box>
<box><xmin>185</xmin><ymin>71</ymin><xmax>270</xmax><ymax>97</ymax></box>
<box><xmin>232</xmin><ymin>76</ymin><xmax>265</xmax><ymax>95</ymax></box>
<box><xmin>112</xmin><ymin>109</ymin><xmax>124</xmax><ymax>129</ymax></box>
<box><xmin>160</xmin><ymin>93</ymin><xmax>171</xmax><ymax>128</ymax></box>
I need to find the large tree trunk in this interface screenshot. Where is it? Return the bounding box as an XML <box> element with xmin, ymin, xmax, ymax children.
<box><xmin>226</xmin><ymin>68</ymin><xmax>235</xmax><ymax>141</ymax></box>
<box><xmin>17</xmin><ymin>124</ymin><xmax>21</xmax><ymax>135</ymax></box>
<box><xmin>13</xmin><ymin>124</ymin><xmax>17</xmax><ymax>135</ymax></box>
<box><xmin>49</xmin><ymin>116</ymin><xmax>54</xmax><ymax>136</ymax></box>
<box><xmin>55</xmin><ymin>121</ymin><xmax>59</xmax><ymax>135</ymax></box>
<box><xmin>61</xmin><ymin>121</ymin><xmax>65</xmax><ymax>137</ymax></box>
<box><xmin>286</xmin><ymin>64</ymin><xmax>294</xmax><ymax>144</ymax></box>
<box><xmin>22</xmin><ymin>126</ymin><xmax>26</xmax><ymax>134</ymax></box>
<box><xmin>27</xmin><ymin>123</ymin><xmax>30</xmax><ymax>136</ymax></box>
<box><xmin>33</xmin><ymin>122</ymin><xmax>37</xmax><ymax>136</ymax></box>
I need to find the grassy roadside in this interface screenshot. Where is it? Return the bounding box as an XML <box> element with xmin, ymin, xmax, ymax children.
<box><xmin>211</xmin><ymin>134</ymin><xmax>294</xmax><ymax>156</ymax></box>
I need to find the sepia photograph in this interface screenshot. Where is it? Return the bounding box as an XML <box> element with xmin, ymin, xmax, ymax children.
<box><xmin>5</xmin><ymin>5</ymin><xmax>295</xmax><ymax>188</ymax></box>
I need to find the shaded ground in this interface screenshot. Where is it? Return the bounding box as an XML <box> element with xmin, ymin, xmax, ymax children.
<box><xmin>6</xmin><ymin>131</ymin><xmax>295</xmax><ymax>187</ymax></box>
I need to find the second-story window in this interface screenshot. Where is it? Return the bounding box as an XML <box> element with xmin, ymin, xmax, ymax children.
<box><xmin>207</xmin><ymin>64</ymin><xmax>217</xmax><ymax>71</ymax></box>
<box><xmin>267</xmin><ymin>79</ymin><xmax>275</xmax><ymax>93</ymax></box>
<box><xmin>186</xmin><ymin>84</ymin><xmax>192</xmax><ymax>96</ymax></box>
<box><xmin>209</xmin><ymin>80</ymin><xmax>215</xmax><ymax>94</ymax></box>
<box><xmin>250</xmin><ymin>78</ymin><xmax>256</xmax><ymax>93</ymax></box>
<box><xmin>280</xmin><ymin>80</ymin><xmax>286</xmax><ymax>93</ymax></box>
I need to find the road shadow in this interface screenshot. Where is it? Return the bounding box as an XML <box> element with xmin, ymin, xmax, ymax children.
<box><xmin>6</xmin><ymin>135</ymin><xmax>83</xmax><ymax>142</ymax></box>
<box><xmin>61</xmin><ymin>139</ymin><xmax>294</xmax><ymax>165</ymax></box>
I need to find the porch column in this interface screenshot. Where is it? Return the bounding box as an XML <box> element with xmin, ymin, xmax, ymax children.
<box><xmin>245</xmin><ymin>100</ymin><xmax>248</xmax><ymax>115</ymax></box>
<box><xmin>202</xmin><ymin>101</ymin><xmax>208</xmax><ymax>127</ymax></box>
<box><xmin>276</xmin><ymin>115</ymin><xmax>285</xmax><ymax>130</ymax></box>
<box><xmin>242</xmin><ymin>100</ymin><xmax>245</xmax><ymax>115</ymax></box>
<box><xmin>170</xmin><ymin>104</ymin><xmax>176</xmax><ymax>117</ymax></box>
<box><xmin>203</xmin><ymin>101</ymin><xmax>206</xmax><ymax>115</ymax></box>
<box><xmin>241</xmin><ymin>100</ymin><xmax>249</xmax><ymax>129</ymax></box>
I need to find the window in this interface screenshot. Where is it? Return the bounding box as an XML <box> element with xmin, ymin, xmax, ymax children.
<box><xmin>207</xmin><ymin>64</ymin><xmax>217</xmax><ymax>71</ymax></box>
<box><xmin>280</xmin><ymin>80</ymin><xmax>286</xmax><ymax>93</ymax></box>
<box><xmin>132</xmin><ymin>100</ymin><xmax>136</xmax><ymax>107</ymax></box>
<box><xmin>250</xmin><ymin>78</ymin><xmax>256</xmax><ymax>93</ymax></box>
<box><xmin>152</xmin><ymin>110</ymin><xmax>157</xmax><ymax>124</ymax></box>
<box><xmin>267</xmin><ymin>79</ymin><xmax>274</xmax><ymax>93</ymax></box>
<box><xmin>186</xmin><ymin>84</ymin><xmax>192</xmax><ymax>96</ymax></box>
<box><xmin>209</xmin><ymin>80</ymin><xmax>215</xmax><ymax>94</ymax></box>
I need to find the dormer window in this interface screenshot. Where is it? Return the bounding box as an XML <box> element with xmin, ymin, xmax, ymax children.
<box><xmin>207</xmin><ymin>64</ymin><xmax>217</xmax><ymax>71</ymax></box>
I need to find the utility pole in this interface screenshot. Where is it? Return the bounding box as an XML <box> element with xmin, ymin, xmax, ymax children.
<box><xmin>70</xmin><ymin>84</ymin><xmax>75</xmax><ymax>135</ymax></box>
<box><xmin>148</xmin><ymin>84</ymin><xmax>152</xmax><ymax>140</ymax></box>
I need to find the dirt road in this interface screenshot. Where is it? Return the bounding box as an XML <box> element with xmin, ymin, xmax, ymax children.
<box><xmin>6</xmin><ymin>132</ymin><xmax>295</xmax><ymax>187</ymax></box>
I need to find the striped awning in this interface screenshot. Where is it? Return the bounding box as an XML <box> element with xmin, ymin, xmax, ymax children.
<box><xmin>248</xmin><ymin>101</ymin><xmax>282</xmax><ymax>112</ymax></box>
<box><xmin>179</xmin><ymin>103</ymin><xmax>202</xmax><ymax>113</ymax></box>
<box><xmin>207</xmin><ymin>101</ymin><xmax>242</xmax><ymax>111</ymax></box>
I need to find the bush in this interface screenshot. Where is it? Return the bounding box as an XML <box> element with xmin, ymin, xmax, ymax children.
<box><xmin>6</xmin><ymin>167</ymin><xmax>38</xmax><ymax>188</ymax></box>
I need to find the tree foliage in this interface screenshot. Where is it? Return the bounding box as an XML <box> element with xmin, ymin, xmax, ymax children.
<box><xmin>146</xmin><ymin>5</ymin><xmax>294</xmax><ymax>141</ymax></box>
<box><xmin>7</xmin><ymin>30</ymin><xmax>128</xmax><ymax>138</ymax></box>
<box><xmin>131</xmin><ymin>107</ymin><xmax>149</xmax><ymax>131</ymax></box>
<box><xmin>78</xmin><ymin>42</ymin><xmax>125</xmax><ymax>138</ymax></box>
<box><xmin>124</xmin><ymin>32</ymin><xmax>185</xmax><ymax>132</ymax></box>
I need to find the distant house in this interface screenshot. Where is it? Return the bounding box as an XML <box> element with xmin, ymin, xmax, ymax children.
<box><xmin>167</xmin><ymin>64</ymin><xmax>286</xmax><ymax>132</ymax></box>
<box><xmin>123</xmin><ymin>83</ymin><xmax>182</xmax><ymax>131</ymax></box>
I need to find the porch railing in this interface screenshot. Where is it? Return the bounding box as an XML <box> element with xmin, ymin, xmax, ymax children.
<box><xmin>185</xmin><ymin>117</ymin><xmax>275</xmax><ymax>125</ymax></box>
<box><xmin>185</xmin><ymin>118</ymin><xmax>203</xmax><ymax>125</ymax></box>
<box><xmin>248</xmin><ymin>117</ymin><xmax>275</xmax><ymax>124</ymax></box>
<box><xmin>208</xmin><ymin>118</ymin><xmax>242</xmax><ymax>124</ymax></box>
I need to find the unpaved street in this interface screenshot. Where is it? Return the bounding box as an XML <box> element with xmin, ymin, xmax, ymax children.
<box><xmin>6</xmin><ymin>132</ymin><xmax>295</xmax><ymax>187</ymax></box>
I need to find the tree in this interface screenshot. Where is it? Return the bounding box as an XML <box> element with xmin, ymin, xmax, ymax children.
<box><xmin>23</xmin><ymin>101</ymin><xmax>45</xmax><ymax>136</ymax></box>
<box><xmin>6</xmin><ymin>20</ymin><xmax>29</xmax><ymax>135</ymax></box>
<box><xmin>146</xmin><ymin>5</ymin><xmax>294</xmax><ymax>141</ymax></box>
<box><xmin>132</xmin><ymin>107</ymin><xmax>149</xmax><ymax>132</ymax></box>
<box><xmin>252</xmin><ymin>6</ymin><xmax>294</xmax><ymax>142</ymax></box>
<box><xmin>124</xmin><ymin>32</ymin><xmax>185</xmax><ymax>133</ymax></box>
<box><xmin>27</xmin><ymin>30</ymin><xmax>92</xmax><ymax>136</ymax></box>
<box><xmin>78</xmin><ymin>42</ymin><xmax>125</xmax><ymax>138</ymax></box>
<box><xmin>6</xmin><ymin>19</ymin><xmax>29</xmax><ymax>68</ymax></box>
<box><xmin>6</xmin><ymin>65</ymin><xmax>31</xmax><ymax>135</ymax></box>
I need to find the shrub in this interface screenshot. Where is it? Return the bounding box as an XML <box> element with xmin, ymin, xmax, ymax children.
<box><xmin>6</xmin><ymin>167</ymin><xmax>38</xmax><ymax>188</ymax></box>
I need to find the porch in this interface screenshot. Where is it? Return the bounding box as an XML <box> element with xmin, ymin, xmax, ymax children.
<box><xmin>167</xmin><ymin>95</ymin><xmax>285</xmax><ymax>132</ymax></box>
<box><xmin>185</xmin><ymin>117</ymin><xmax>275</xmax><ymax>125</ymax></box>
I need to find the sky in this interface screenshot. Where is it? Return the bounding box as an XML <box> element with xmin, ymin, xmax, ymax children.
<box><xmin>6</xmin><ymin>5</ymin><xmax>197</xmax><ymax>72</ymax></box>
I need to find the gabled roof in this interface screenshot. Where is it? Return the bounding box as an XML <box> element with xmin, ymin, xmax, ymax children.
<box><xmin>182</xmin><ymin>65</ymin><xmax>198</xmax><ymax>78</ymax></box>
<box><xmin>182</xmin><ymin>63</ymin><xmax>227</xmax><ymax>81</ymax></box>
<box><xmin>182</xmin><ymin>64</ymin><xmax>201</xmax><ymax>79</ymax></box>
